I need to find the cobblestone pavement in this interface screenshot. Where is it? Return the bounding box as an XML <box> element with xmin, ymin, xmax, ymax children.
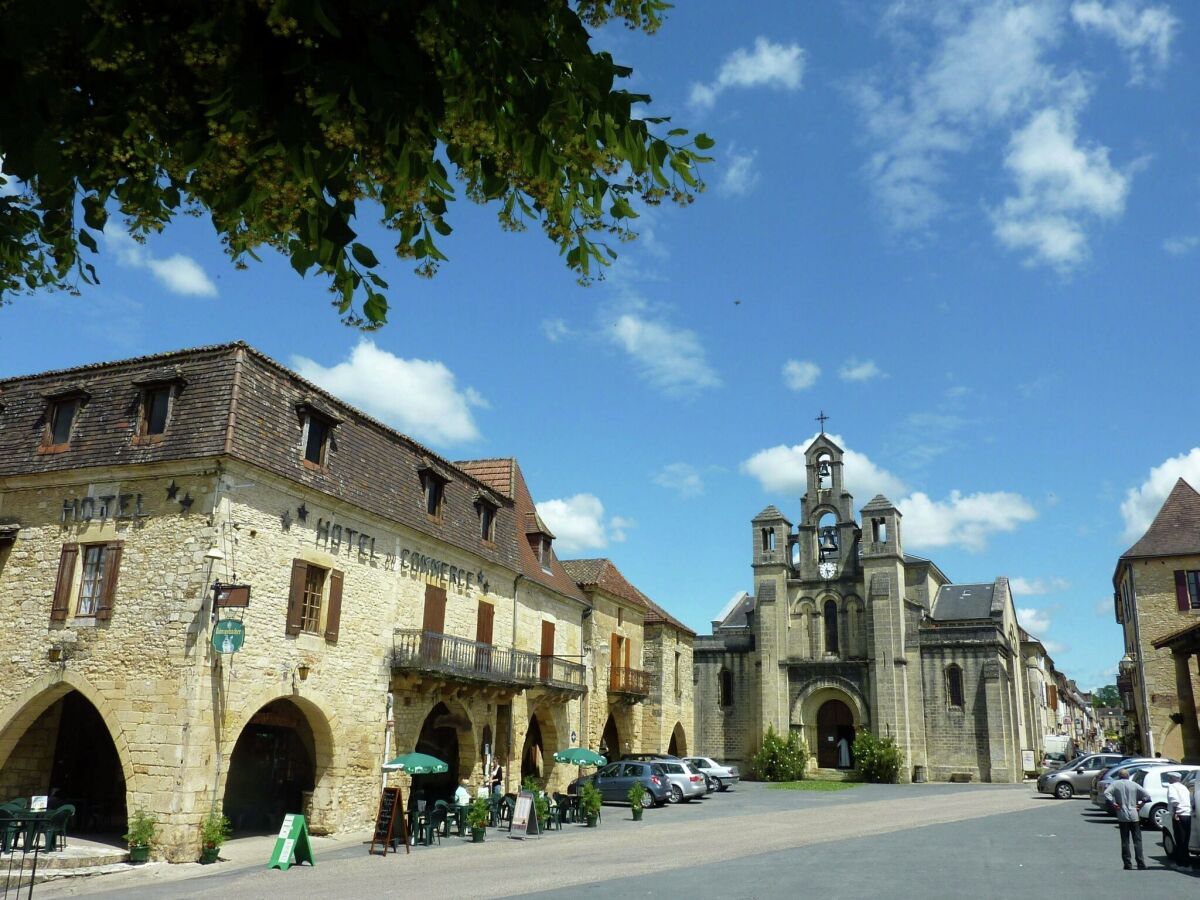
<box><xmin>36</xmin><ymin>783</ymin><xmax>1200</xmax><ymax>899</ymax></box>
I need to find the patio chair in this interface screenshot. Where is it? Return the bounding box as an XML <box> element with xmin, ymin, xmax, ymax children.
<box><xmin>499</xmin><ymin>795</ymin><xmax>516</xmax><ymax>832</ymax></box>
<box><xmin>424</xmin><ymin>806</ymin><xmax>445</xmax><ymax>847</ymax></box>
<box><xmin>433</xmin><ymin>800</ymin><xmax>456</xmax><ymax>837</ymax></box>
<box><xmin>488</xmin><ymin>794</ymin><xmax>500</xmax><ymax>827</ymax></box>
<box><xmin>39</xmin><ymin>804</ymin><xmax>74</xmax><ymax>852</ymax></box>
<box><xmin>0</xmin><ymin>808</ymin><xmax>21</xmax><ymax>854</ymax></box>
<box><xmin>552</xmin><ymin>793</ymin><xmax>573</xmax><ymax>825</ymax></box>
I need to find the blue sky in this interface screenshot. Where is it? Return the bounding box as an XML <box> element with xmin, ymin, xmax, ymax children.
<box><xmin>3</xmin><ymin>1</ymin><xmax>1198</xmax><ymax>691</ymax></box>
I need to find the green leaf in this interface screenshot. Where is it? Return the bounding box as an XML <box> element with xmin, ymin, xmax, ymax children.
<box><xmin>82</xmin><ymin>197</ymin><xmax>107</xmax><ymax>232</ymax></box>
<box><xmin>351</xmin><ymin>242</ymin><xmax>379</xmax><ymax>268</ymax></box>
<box><xmin>363</xmin><ymin>292</ymin><xmax>389</xmax><ymax>324</ymax></box>
<box><xmin>694</xmin><ymin>133</ymin><xmax>715</xmax><ymax>150</ymax></box>
<box><xmin>78</xmin><ymin>229</ymin><xmax>98</xmax><ymax>254</ymax></box>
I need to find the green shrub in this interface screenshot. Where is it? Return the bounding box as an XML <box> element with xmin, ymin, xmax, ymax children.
<box><xmin>751</xmin><ymin>726</ymin><xmax>809</xmax><ymax>782</ymax></box>
<box><xmin>852</xmin><ymin>731</ymin><xmax>902</xmax><ymax>783</ymax></box>
<box><xmin>123</xmin><ymin>808</ymin><xmax>156</xmax><ymax>849</ymax></box>
<box><xmin>522</xmin><ymin>776</ymin><xmax>549</xmax><ymax>825</ymax></box>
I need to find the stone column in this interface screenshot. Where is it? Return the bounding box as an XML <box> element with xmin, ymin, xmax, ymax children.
<box><xmin>1176</xmin><ymin>652</ymin><xmax>1200</xmax><ymax>764</ymax></box>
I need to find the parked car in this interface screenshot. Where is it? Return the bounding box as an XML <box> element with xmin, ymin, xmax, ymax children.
<box><xmin>1133</xmin><ymin>765</ymin><xmax>1200</xmax><ymax>830</ymax></box>
<box><xmin>1039</xmin><ymin>752</ymin><xmax>1069</xmax><ymax>774</ymax></box>
<box><xmin>1036</xmin><ymin>753</ymin><xmax>1125</xmax><ymax>799</ymax></box>
<box><xmin>1090</xmin><ymin>761</ymin><xmax>1167</xmax><ymax>810</ymax></box>
<box><xmin>656</xmin><ymin>760</ymin><xmax>707</xmax><ymax>803</ymax></box>
<box><xmin>684</xmin><ymin>756</ymin><xmax>741</xmax><ymax>792</ymax></box>
<box><xmin>569</xmin><ymin>761</ymin><xmax>671</xmax><ymax>808</ymax></box>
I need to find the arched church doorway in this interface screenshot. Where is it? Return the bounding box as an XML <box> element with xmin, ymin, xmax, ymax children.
<box><xmin>816</xmin><ymin>699</ymin><xmax>855</xmax><ymax>769</ymax></box>
<box><xmin>667</xmin><ymin>722</ymin><xmax>688</xmax><ymax>757</ymax></box>
<box><xmin>0</xmin><ymin>690</ymin><xmax>128</xmax><ymax>835</ymax></box>
<box><xmin>223</xmin><ymin>700</ymin><xmax>316</xmax><ymax>834</ymax></box>
<box><xmin>600</xmin><ymin>713</ymin><xmax>621</xmax><ymax>761</ymax></box>
<box><xmin>413</xmin><ymin>702</ymin><xmax>461</xmax><ymax>803</ymax></box>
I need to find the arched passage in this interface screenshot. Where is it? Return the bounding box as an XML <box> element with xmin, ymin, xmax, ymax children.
<box><xmin>667</xmin><ymin>722</ymin><xmax>688</xmax><ymax>757</ymax></box>
<box><xmin>223</xmin><ymin>699</ymin><xmax>322</xmax><ymax>834</ymax></box>
<box><xmin>600</xmin><ymin>713</ymin><xmax>621</xmax><ymax>760</ymax></box>
<box><xmin>520</xmin><ymin>707</ymin><xmax>561</xmax><ymax>787</ymax></box>
<box><xmin>0</xmin><ymin>688</ymin><xmax>127</xmax><ymax>835</ymax></box>
<box><xmin>412</xmin><ymin>701</ymin><xmax>471</xmax><ymax>804</ymax></box>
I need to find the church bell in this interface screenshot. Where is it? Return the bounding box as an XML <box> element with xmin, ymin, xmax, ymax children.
<box><xmin>819</xmin><ymin>527</ymin><xmax>838</xmax><ymax>555</ymax></box>
<box><xmin>817</xmin><ymin>461</ymin><xmax>831</xmax><ymax>479</ymax></box>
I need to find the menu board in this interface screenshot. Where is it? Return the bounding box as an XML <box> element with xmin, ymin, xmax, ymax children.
<box><xmin>369</xmin><ymin>786</ymin><xmax>408</xmax><ymax>856</ymax></box>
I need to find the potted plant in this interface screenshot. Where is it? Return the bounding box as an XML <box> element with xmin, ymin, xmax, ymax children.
<box><xmin>580</xmin><ymin>781</ymin><xmax>602</xmax><ymax>827</ymax></box>
<box><xmin>124</xmin><ymin>808</ymin><xmax>156</xmax><ymax>864</ymax></box>
<box><xmin>627</xmin><ymin>783</ymin><xmax>645</xmax><ymax>821</ymax></box>
<box><xmin>523</xmin><ymin>776</ymin><xmax>550</xmax><ymax>832</ymax></box>
<box><xmin>199</xmin><ymin>807</ymin><xmax>231</xmax><ymax>864</ymax></box>
<box><xmin>466</xmin><ymin>797</ymin><xmax>490</xmax><ymax>842</ymax></box>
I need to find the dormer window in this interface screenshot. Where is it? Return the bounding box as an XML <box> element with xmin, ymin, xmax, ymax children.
<box><xmin>418</xmin><ymin>462</ymin><xmax>449</xmax><ymax>518</ymax></box>
<box><xmin>40</xmin><ymin>387</ymin><xmax>90</xmax><ymax>452</ymax></box>
<box><xmin>539</xmin><ymin>535</ymin><xmax>553</xmax><ymax>571</ymax></box>
<box><xmin>142</xmin><ymin>386</ymin><xmax>171</xmax><ymax>436</ymax></box>
<box><xmin>297</xmin><ymin>402</ymin><xmax>341</xmax><ymax>470</ymax></box>
<box><xmin>476</xmin><ymin>496</ymin><xmax>497</xmax><ymax>542</ymax></box>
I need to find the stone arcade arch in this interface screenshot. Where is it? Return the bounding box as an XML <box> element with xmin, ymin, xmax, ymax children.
<box><xmin>791</xmin><ymin>681</ymin><xmax>868</xmax><ymax>770</ymax></box>
<box><xmin>410</xmin><ymin>699</ymin><xmax>475</xmax><ymax>803</ymax></box>
<box><xmin>600</xmin><ymin>712</ymin><xmax>621</xmax><ymax>760</ymax></box>
<box><xmin>519</xmin><ymin>706</ymin><xmax>561</xmax><ymax>786</ymax></box>
<box><xmin>667</xmin><ymin>722</ymin><xmax>688</xmax><ymax>757</ymax></box>
<box><xmin>0</xmin><ymin>676</ymin><xmax>132</xmax><ymax>836</ymax></box>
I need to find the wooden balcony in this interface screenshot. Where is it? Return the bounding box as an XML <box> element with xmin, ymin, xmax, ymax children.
<box><xmin>608</xmin><ymin>665</ymin><xmax>651</xmax><ymax>699</ymax></box>
<box><xmin>392</xmin><ymin>630</ymin><xmax>585</xmax><ymax>694</ymax></box>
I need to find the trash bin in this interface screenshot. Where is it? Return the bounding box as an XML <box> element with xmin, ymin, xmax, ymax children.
<box><xmin>912</xmin><ymin>765</ymin><xmax>927</xmax><ymax>783</ymax></box>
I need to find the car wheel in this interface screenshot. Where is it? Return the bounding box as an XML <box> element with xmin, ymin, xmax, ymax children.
<box><xmin>1054</xmin><ymin>782</ymin><xmax>1073</xmax><ymax>800</ymax></box>
<box><xmin>1149</xmin><ymin>804</ymin><xmax>1168</xmax><ymax>830</ymax></box>
<box><xmin>1163</xmin><ymin>828</ymin><xmax>1177</xmax><ymax>857</ymax></box>
<box><xmin>642</xmin><ymin>788</ymin><xmax>655</xmax><ymax>810</ymax></box>
<box><xmin>713</xmin><ymin>777</ymin><xmax>725</xmax><ymax>792</ymax></box>
<box><xmin>669</xmin><ymin>785</ymin><xmax>683</xmax><ymax>804</ymax></box>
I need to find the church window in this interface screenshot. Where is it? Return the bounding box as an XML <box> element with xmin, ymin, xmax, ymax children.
<box><xmin>817</xmin><ymin>455</ymin><xmax>832</xmax><ymax>490</ymax></box>
<box><xmin>872</xmin><ymin>517</ymin><xmax>887</xmax><ymax>543</ymax></box>
<box><xmin>719</xmin><ymin>669</ymin><xmax>733</xmax><ymax>707</ymax></box>
<box><xmin>947</xmin><ymin>665</ymin><xmax>964</xmax><ymax>708</ymax></box>
<box><xmin>761</xmin><ymin>528</ymin><xmax>776</xmax><ymax>552</ymax></box>
<box><xmin>823</xmin><ymin>600</ymin><xmax>839</xmax><ymax>655</ymax></box>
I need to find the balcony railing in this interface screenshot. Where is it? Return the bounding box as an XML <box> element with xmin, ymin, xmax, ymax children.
<box><xmin>609</xmin><ymin>665</ymin><xmax>651</xmax><ymax>697</ymax></box>
<box><xmin>392</xmin><ymin>629</ymin><xmax>585</xmax><ymax>693</ymax></box>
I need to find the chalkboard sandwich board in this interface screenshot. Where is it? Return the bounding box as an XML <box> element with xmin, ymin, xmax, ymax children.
<box><xmin>369</xmin><ymin>786</ymin><xmax>409</xmax><ymax>856</ymax></box>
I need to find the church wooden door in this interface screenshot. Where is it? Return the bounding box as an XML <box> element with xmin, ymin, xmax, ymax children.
<box><xmin>816</xmin><ymin>699</ymin><xmax>853</xmax><ymax>768</ymax></box>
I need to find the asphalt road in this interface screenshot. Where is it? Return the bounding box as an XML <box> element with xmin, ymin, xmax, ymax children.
<box><xmin>37</xmin><ymin>782</ymin><xmax>1200</xmax><ymax>899</ymax></box>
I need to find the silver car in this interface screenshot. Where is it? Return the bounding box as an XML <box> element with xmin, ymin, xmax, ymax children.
<box><xmin>657</xmin><ymin>760</ymin><xmax>707</xmax><ymax>803</ymax></box>
<box><xmin>685</xmin><ymin>756</ymin><xmax>741</xmax><ymax>792</ymax></box>
<box><xmin>1036</xmin><ymin>752</ymin><xmax>1125</xmax><ymax>799</ymax></box>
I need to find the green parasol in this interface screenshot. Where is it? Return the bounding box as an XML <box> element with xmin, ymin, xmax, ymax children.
<box><xmin>552</xmin><ymin>747</ymin><xmax>607</xmax><ymax>766</ymax></box>
<box><xmin>382</xmin><ymin>751</ymin><xmax>449</xmax><ymax>774</ymax></box>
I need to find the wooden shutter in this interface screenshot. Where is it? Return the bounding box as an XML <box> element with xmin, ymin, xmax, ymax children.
<box><xmin>476</xmin><ymin>601</ymin><xmax>494</xmax><ymax>645</ymax></box>
<box><xmin>95</xmin><ymin>542</ymin><xmax>122</xmax><ymax>621</ymax></box>
<box><xmin>610</xmin><ymin>633</ymin><xmax>621</xmax><ymax>689</ymax></box>
<box><xmin>624</xmin><ymin>636</ymin><xmax>631</xmax><ymax>671</ymax></box>
<box><xmin>422</xmin><ymin>584</ymin><xmax>447</xmax><ymax>634</ymax></box>
<box><xmin>324</xmin><ymin>569</ymin><xmax>344</xmax><ymax>643</ymax></box>
<box><xmin>540</xmin><ymin>620</ymin><xmax>555</xmax><ymax>680</ymax></box>
<box><xmin>1176</xmin><ymin>570</ymin><xmax>1190</xmax><ymax>611</ymax></box>
<box><xmin>287</xmin><ymin>559</ymin><xmax>309</xmax><ymax>635</ymax></box>
<box><xmin>50</xmin><ymin>543</ymin><xmax>78</xmax><ymax>622</ymax></box>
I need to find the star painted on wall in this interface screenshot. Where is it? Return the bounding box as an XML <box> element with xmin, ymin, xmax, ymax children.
<box><xmin>297</xmin><ymin>503</ymin><xmax>308</xmax><ymax>523</ymax></box>
<box><xmin>179</xmin><ymin>493</ymin><xmax>193</xmax><ymax>512</ymax></box>
<box><xmin>166</xmin><ymin>480</ymin><xmax>179</xmax><ymax>500</ymax></box>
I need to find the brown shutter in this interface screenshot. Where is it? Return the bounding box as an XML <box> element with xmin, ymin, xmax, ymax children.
<box><xmin>51</xmin><ymin>544</ymin><xmax>78</xmax><ymax>622</ymax></box>
<box><xmin>540</xmin><ymin>620</ymin><xmax>555</xmax><ymax>680</ymax></box>
<box><xmin>95</xmin><ymin>542</ymin><xmax>122</xmax><ymax>621</ymax></box>
<box><xmin>624</xmin><ymin>637</ymin><xmax>631</xmax><ymax>671</ymax></box>
<box><xmin>1176</xmin><ymin>570</ymin><xmax>1190</xmax><ymax>611</ymax></box>
<box><xmin>610</xmin><ymin>633</ymin><xmax>620</xmax><ymax>689</ymax></box>
<box><xmin>422</xmin><ymin>584</ymin><xmax>447</xmax><ymax>634</ymax></box>
<box><xmin>287</xmin><ymin>559</ymin><xmax>309</xmax><ymax>635</ymax></box>
<box><xmin>476</xmin><ymin>601</ymin><xmax>494</xmax><ymax>645</ymax></box>
<box><xmin>324</xmin><ymin>569</ymin><xmax>344</xmax><ymax>643</ymax></box>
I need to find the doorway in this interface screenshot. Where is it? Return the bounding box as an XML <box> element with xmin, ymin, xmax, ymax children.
<box><xmin>521</xmin><ymin>715</ymin><xmax>544</xmax><ymax>783</ymax></box>
<box><xmin>413</xmin><ymin>702</ymin><xmax>460</xmax><ymax>804</ymax></box>
<box><xmin>223</xmin><ymin>700</ymin><xmax>316</xmax><ymax>834</ymax></box>
<box><xmin>816</xmin><ymin>699</ymin><xmax>855</xmax><ymax>769</ymax></box>
<box><xmin>600</xmin><ymin>713</ymin><xmax>621</xmax><ymax>761</ymax></box>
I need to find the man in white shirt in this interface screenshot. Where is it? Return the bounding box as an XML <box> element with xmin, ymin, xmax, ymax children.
<box><xmin>453</xmin><ymin>779</ymin><xmax>472</xmax><ymax>807</ymax></box>
<box><xmin>1165</xmin><ymin>771</ymin><xmax>1192</xmax><ymax>868</ymax></box>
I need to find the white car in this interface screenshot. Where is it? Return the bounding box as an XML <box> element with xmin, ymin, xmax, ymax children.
<box><xmin>1135</xmin><ymin>765</ymin><xmax>1200</xmax><ymax>830</ymax></box>
<box><xmin>684</xmin><ymin>756</ymin><xmax>740</xmax><ymax>792</ymax></box>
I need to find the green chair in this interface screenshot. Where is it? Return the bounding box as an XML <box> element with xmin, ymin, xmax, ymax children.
<box><xmin>423</xmin><ymin>805</ymin><xmax>444</xmax><ymax>846</ymax></box>
<box><xmin>499</xmin><ymin>795</ymin><xmax>515</xmax><ymax>832</ymax></box>
<box><xmin>38</xmin><ymin>804</ymin><xmax>74</xmax><ymax>851</ymax></box>
<box><xmin>0</xmin><ymin>808</ymin><xmax>20</xmax><ymax>854</ymax></box>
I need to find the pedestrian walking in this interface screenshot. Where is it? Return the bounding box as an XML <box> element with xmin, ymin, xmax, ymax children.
<box><xmin>1165</xmin><ymin>771</ymin><xmax>1192</xmax><ymax>868</ymax></box>
<box><xmin>1102</xmin><ymin>769</ymin><xmax>1151</xmax><ymax>870</ymax></box>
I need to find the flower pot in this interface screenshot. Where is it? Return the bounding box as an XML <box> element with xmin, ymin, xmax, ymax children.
<box><xmin>471</xmin><ymin>827</ymin><xmax>485</xmax><ymax>843</ymax></box>
<box><xmin>128</xmin><ymin>845</ymin><xmax>151</xmax><ymax>864</ymax></box>
<box><xmin>199</xmin><ymin>846</ymin><xmax>220</xmax><ymax>865</ymax></box>
<box><xmin>632</xmin><ymin>807</ymin><xmax>643</xmax><ymax>821</ymax></box>
<box><xmin>585</xmin><ymin>813</ymin><xmax>598</xmax><ymax>828</ymax></box>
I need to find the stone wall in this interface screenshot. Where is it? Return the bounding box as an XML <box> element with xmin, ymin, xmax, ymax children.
<box><xmin>693</xmin><ymin>638</ymin><xmax>757</xmax><ymax>769</ymax></box>
<box><xmin>643</xmin><ymin>624</ymin><xmax>694</xmax><ymax>756</ymax></box>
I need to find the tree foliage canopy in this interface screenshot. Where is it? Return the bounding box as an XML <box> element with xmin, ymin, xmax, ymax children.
<box><xmin>1091</xmin><ymin>684</ymin><xmax>1120</xmax><ymax>708</ymax></box>
<box><xmin>0</xmin><ymin>0</ymin><xmax>712</xmax><ymax>326</ymax></box>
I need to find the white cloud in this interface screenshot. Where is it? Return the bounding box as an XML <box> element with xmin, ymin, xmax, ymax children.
<box><xmin>292</xmin><ymin>340</ymin><xmax>486</xmax><ymax>446</ymax></box>
<box><xmin>741</xmin><ymin>433</ymin><xmax>908</xmax><ymax>500</ymax></box>
<box><xmin>1017</xmin><ymin>606</ymin><xmax>1052</xmax><ymax>634</ymax></box>
<box><xmin>992</xmin><ymin>105</ymin><xmax>1129</xmax><ymax>269</ymax></box>
<box><xmin>1071</xmin><ymin>1</ymin><xmax>1178</xmax><ymax>84</ymax></box>
<box><xmin>903</xmin><ymin>489</ymin><xmax>1038</xmax><ymax>552</ymax></box>
<box><xmin>653</xmin><ymin>463</ymin><xmax>705</xmax><ymax>498</ymax></box>
<box><xmin>542</xmin><ymin>318</ymin><xmax>572</xmax><ymax>342</ymax></box>
<box><xmin>839</xmin><ymin>358</ymin><xmax>885</xmax><ymax>382</ymax></box>
<box><xmin>1042</xmin><ymin>639</ymin><xmax>1069</xmax><ymax>656</ymax></box>
<box><xmin>609</xmin><ymin>309</ymin><xmax>720</xmax><ymax>396</ymax></box>
<box><xmin>536</xmin><ymin>494</ymin><xmax>631</xmax><ymax>553</ymax></box>
<box><xmin>1095</xmin><ymin>598</ymin><xmax>1114</xmax><ymax>616</ymax></box>
<box><xmin>1010</xmin><ymin>576</ymin><xmax>1071</xmax><ymax>596</ymax></box>
<box><xmin>719</xmin><ymin>149</ymin><xmax>760</xmax><ymax>197</ymax></box>
<box><xmin>1164</xmin><ymin>235</ymin><xmax>1200</xmax><ymax>255</ymax></box>
<box><xmin>782</xmin><ymin>360</ymin><xmax>820</xmax><ymax>391</ymax></box>
<box><xmin>1120</xmin><ymin>447</ymin><xmax>1200</xmax><ymax>541</ymax></box>
<box><xmin>690</xmin><ymin>37</ymin><xmax>805</xmax><ymax>110</ymax></box>
<box><xmin>102</xmin><ymin>226</ymin><xmax>217</xmax><ymax>297</ymax></box>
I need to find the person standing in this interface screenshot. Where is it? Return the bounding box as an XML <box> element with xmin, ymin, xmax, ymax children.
<box><xmin>1103</xmin><ymin>769</ymin><xmax>1151</xmax><ymax>870</ymax></box>
<box><xmin>1166</xmin><ymin>771</ymin><xmax>1192</xmax><ymax>868</ymax></box>
<box><xmin>489</xmin><ymin>760</ymin><xmax>503</xmax><ymax>797</ymax></box>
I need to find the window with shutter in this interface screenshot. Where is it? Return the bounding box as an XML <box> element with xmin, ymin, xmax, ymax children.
<box><xmin>95</xmin><ymin>542</ymin><xmax>122</xmax><ymax>621</ymax></box>
<box><xmin>421</xmin><ymin>584</ymin><xmax>447</xmax><ymax>663</ymax></box>
<box><xmin>1178</xmin><ymin>571</ymin><xmax>1200</xmax><ymax>611</ymax></box>
<box><xmin>540</xmin><ymin>620</ymin><xmax>555</xmax><ymax>681</ymax></box>
<box><xmin>50</xmin><ymin>544</ymin><xmax>78</xmax><ymax>622</ymax></box>
<box><xmin>475</xmin><ymin>601</ymin><xmax>494</xmax><ymax>672</ymax></box>
<box><xmin>300</xmin><ymin>566</ymin><xmax>325</xmax><ymax>633</ymax></box>
<box><xmin>287</xmin><ymin>559</ymin><xmax>309</xmax><ymax>635</ymax></box>
<box><xmin>324</xmin><ymin>569</ymin><xmax>343</xmax><ymax>643</ymax></box>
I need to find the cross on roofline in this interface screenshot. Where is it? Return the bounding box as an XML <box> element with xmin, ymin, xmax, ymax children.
<box><xmin>815</xmin><ymin>410</ymin><xmax>829</xmax><ymax>434</ymax></box>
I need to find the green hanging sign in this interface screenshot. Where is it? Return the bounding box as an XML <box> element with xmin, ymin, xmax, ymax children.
<box><xmin>212</xmin><ymin>619</ymin><xmax>245</xmax><ymax>654</ymax></box>
<box><xmin>267</xmin><ymin>813</ymin><xmax>314</xmax><ymax>871</ymax></box>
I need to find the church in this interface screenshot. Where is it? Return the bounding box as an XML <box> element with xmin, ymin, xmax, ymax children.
<box><xmin>693</xmin><ymin>433</ymin><xmax>1033</xmax><ymax>783</ymax></box>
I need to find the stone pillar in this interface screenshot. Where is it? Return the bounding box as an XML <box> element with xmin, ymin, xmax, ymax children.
<box><xmin>1174</xmin><ymin>652</ymin><xmax>1200</xmax><ymax>764</ymax></box>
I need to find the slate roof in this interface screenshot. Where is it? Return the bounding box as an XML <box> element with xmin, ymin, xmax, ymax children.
<box><xmin>861</xmin><ymin>494</ymin><xmax>896</xmax><ymax>512</ymax></box>
<box><xmin>930</xmin><ymin>583</ymin><xmax>996</xmax><ymax>621</ymax></box>
<box><xmin>753</xmin><ymin>504</ymin><xmax>791</xmax><ymax>523</ymax></box>
<box><xmin>1121</xmin><ymin>478</ymin><xmax>1200</xmax><ymax>560</ymax></box>
<box><xmin>714</xmin><ymin>590</ymin><xmax>756</xmax><ymax>629</ymax></box>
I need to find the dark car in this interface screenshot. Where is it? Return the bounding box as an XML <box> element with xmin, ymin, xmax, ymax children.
<box><xmin>569</xmin><ymin>761</ymin><xmax>671</xmax><ymax>808</ymax></box>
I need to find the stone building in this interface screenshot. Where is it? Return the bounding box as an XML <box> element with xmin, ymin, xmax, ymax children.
<box><xmin>0</xmin><ymin>343</ymin><xmax>688</xmax><ymax>859</ymax></box>
<box><xmin>693</xmin><ymin>434</ymin><xmax>1033</xmax><ymax>782</ymax></box>
<box><xmin>1113</xmin><ymin>477</ymin><xmax>1200</xmax><ymax>760</ymax></box>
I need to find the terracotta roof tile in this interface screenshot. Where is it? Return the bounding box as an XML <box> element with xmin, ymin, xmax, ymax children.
<box><xmin>504</xmin><ymin>462</ymin><xmax>587</xmax><ymax>605</ymax></box>
<box><xmin>455</xmin><ymin>458</ymin><xmax>515</xmax><ymax>498</ymax></box>
<box><xmin>1122</xmin><ymin>478</ymin><xmax>1200</xmax><ymax>560</ymax></box>
<box><xmin>561</xmin><ymin>558</ymin><xmax>650</xmax><ymax>611</ymax></box>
